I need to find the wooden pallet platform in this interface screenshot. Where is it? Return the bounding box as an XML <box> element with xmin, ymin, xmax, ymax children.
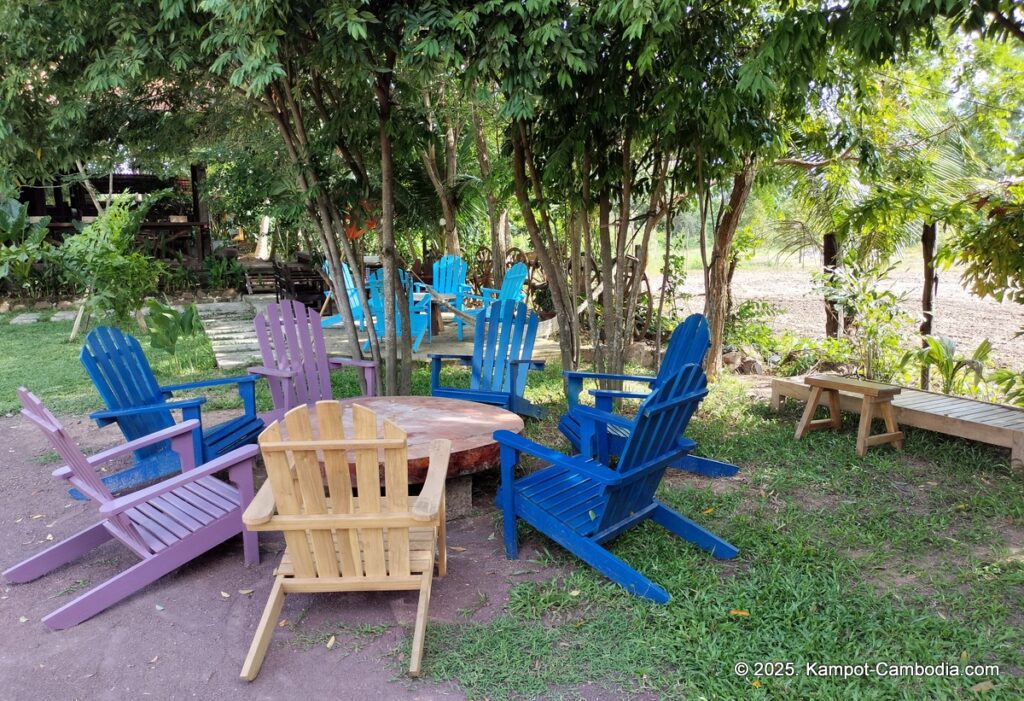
<box><xmin>771</xmin><ymin>376</ymin><xmax>1024</xmax><ymax>469</ymax></box>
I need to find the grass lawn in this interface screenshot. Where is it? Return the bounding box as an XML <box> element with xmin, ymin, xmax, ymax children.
<box><xmin>2</xmin><ymin>314</ymin><xmax>1021</xmax><ymax>698</ymax></box>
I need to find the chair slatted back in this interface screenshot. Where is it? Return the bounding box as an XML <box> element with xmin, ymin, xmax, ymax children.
<box><xmin>17</xmin><ymin>388</ymin><xmax>150</xmax><ymax>553</ymax></box>
<box><xmin>258</xmin><ymin>402</ymin><xmax>412</xmax><ymax>580</ymax></box>
<box><xmin>498</xmin><ymin>262</ymin><xmax>528</xmax><ymax>302</ymax></box>
<box><xmin>473</xmin><ymin>300</ymin><xmax>538</xmax><ymax>395</ymax></box>
<box><xmin>593</xmin><ymin>365</ymin><xmax>708</xmax><ymax>534</ymax></box>
<box><xmin>432</xmin><ymin>255</ymin><xmax>468</xmax><ymax>296</ymax></box>
<box><xmin>255</xmin><ymin>299</ymin><xmax>333</xmax><ymax>410</ymax></box>
<box><xmin>81</xmin><ymin>327</ymin><xmax>173</xmax><ymax>456</ymax></box>
<box><xmin>658</xmin><ymin>314</ymin><xmax>710</xmax><ymax>380</ymax></box>
<box><xmin>323</xmin><ymin>260</ymin><xmax>365</xmax><ymax>323</ymax></box>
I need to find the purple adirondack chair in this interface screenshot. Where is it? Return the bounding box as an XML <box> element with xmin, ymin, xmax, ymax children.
<box><xmin>249</xmin><ymin>299</ymin><xmax>378</xmax><ymax>423</ymax></box>
<box><xmin>3</xmin><ymin>388</ymin><xmax>260</xmax><ymax>630</ymax></box>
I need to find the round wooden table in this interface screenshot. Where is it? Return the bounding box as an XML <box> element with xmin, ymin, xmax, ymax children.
<box><xmin>335</xmin><ymin>395</ymin><xmax>524</xmax><ymax>484</ymax></box>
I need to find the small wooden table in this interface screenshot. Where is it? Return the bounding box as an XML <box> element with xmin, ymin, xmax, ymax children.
<box><xmin>795</xmin><ymin>375</ymin><xmax>904</xmax><ymax>457</ymax></box>
<box><xmin>335</xmin><ymin>396</ymin><xmax>524</xmax><ymax>516</ymax></box>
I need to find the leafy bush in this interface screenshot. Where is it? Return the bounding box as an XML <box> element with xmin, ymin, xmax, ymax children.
<box><xmin>146</xmin><ymin>300</ymin><xmax>203</xmax><ymax>355</ymax></box>
<box><xmin>0</xmin><ymin>198</ymin><xmax>53</xmax><ymax>297</ymax></box>
<box><xmin>816</xmin><ymin>261</ymin><xmax>914</xmax><ymax>381</ymax></box>
<box><xmin>60</xmin><ymin>196</ymin><xmax>163</xmax><ymax>324</ymax></box>
<box><xmin>907</xmin><ymin>335</ymin><xmax>991</xmax><ymax>395</ymax></box>
<box><xmin>773</xmin><ymin>332</ymin><xmax>856</xmax><ymax>376</ymax></box>
<box><xmin>725</xmin><ymin>300</ymin><xmax>779</xmax><ymax>356</ymax></box>
<box><xmin>204</xmin><ymin>255</ymin><xmax>244</xmax><ymax>290</ymax></box>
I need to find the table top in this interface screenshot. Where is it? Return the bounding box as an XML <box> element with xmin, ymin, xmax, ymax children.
<box><xmin>335</xmin><ymin>395</ymin><xmax>524</xmax><ymax>483</ymax></box>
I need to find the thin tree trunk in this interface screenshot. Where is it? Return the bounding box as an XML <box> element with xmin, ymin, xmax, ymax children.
<box><xmin>920</xmin><ymin>220</ymin><xmax>938</xmax><ymax>389</ymax></box>
<box><xmin>581</xmin><ymin>144</ymin><xmax>600</xmax><ymax>372</ymax></box>
<box><xmin>704</xmin><ymin>157</ymin><xmax>756</xmax><ymax>378</ymax></box>
<box><xmin>471</xmin><ymin>100</ymin><xmax>505</xmax><ymax>286</ymax></box>
<box><xmin>823</xmin><ymin>232</ymin><xmax>840</xmax><ymax>337</ymax></box>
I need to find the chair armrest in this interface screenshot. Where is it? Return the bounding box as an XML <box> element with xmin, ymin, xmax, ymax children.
<box><xmin>90</xmin><ymin>398</ymin><xmax>206</xmax><ymax>422</ymax></box>
<box><xmin>590</xmin><ymin>389</ymin><xmax>649</xmax><ymax>401</ymax></box>
<box><xmin>328</xmin><ymin>357</ymin><xmax>378</xmax><ymax>369</ymax></box>
<box><xmin>413</xmin><ymin>439</ymin><xmax>452</xmax><ymax>521</ymax></box>
<box><xmin>572</xmin><ymin>405</ymin><xmax>637</xmax><ymax>431</ymax></box>
<box><xmin>562</xmin><ymin>371</ymin><xmax>657</xmax><ymax>384</ymax></box>
<box><xmin>429</xmin><ymin>354</ymin><xmax>474</xmax><ymax>363</ymax></box>
<box><xmin>492</xmin><ymin>430</ymin><xmax>622</xmax><ymax>485</ymax></box>
<box><xmin>99</xmin><ymin>445</ymin><xmax>260</xmax><ymax>516</ymax></box>
<box><xmin>242</xmin><ymin>481</ymin><xmax>277</xmax><ymax>527</ymax></box>
<box><xmin>248</xmin><ymin>365</ymin><xmax>296</xmax><ymax>379</ymax></box>
<box><xmin>509</xmin><ymin>358</ymin><xmax>546</xmax><ymax>371</ymax></box>
<box><xmin>160</xmin><ymin>374</ymin><xmax>259</xmax><ymax>393</ymax></box>
<box><xmin>51</xmin><ymin>421</ymin><xmax>201</xmax><ymax>481</ymax></box>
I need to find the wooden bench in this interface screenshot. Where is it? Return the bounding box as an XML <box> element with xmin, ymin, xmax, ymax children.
<box><xmin>773</xmin><ymin>375</ymin><xmax>1024</xmax><ymax>469</ymax></box>
<box><xmin>794</xmin><ymin>375</ymin><xmax>903</xmax><ymax>456</ymax></box>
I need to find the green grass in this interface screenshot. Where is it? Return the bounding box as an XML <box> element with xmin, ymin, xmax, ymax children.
<box><xmin>4</xmin><ymin>317</ymin><xmax>1021</xmax><ymax>698</ymax></box>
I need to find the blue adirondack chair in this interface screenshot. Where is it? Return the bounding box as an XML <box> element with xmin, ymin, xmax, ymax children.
<box><xmin>321</xmin><ymin>260</ymin><xmax>367</xmax><ymax>330</ymax></box>
<box><xmin>416</xmin><ymin>255</ymin><xmax>470</xmax><ymax>340</ymax></box>
<box><xmin>559</xmin><ymin>314</ymin><xmax>736</xmax><ymax>477</ymax></box>
<box><xmin>362</xmin><ymin>268</ymin><xmax>432</xmax><ymax>353</ymax></box>
<box><xmin>494</xmin><ymin>364</ymin><xmax>738</xmax><ymax>603</ymax></box>
<box><xmin>80</xmin><ymin>327</ymin><xmax>264</xmax><ymax>496</ymax></box>
<box><xmin>430</xmin><ymin>300</ymin><xmax>547</xmax><ymax>419</ymax></box>
<box><xmin>463</xmin><ymin>261</ymin><xmax>528</xmax><ymax>321</ymax></box>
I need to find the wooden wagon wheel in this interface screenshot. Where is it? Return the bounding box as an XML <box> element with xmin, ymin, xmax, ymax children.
<box><xmin>472</xmin><ymin>247</ymin><xmax>492</xmax><ymax>295</ymax></box>
<box><xmin>505</xmin><ymin>247</ymin><xmax>527</xmax><ymax>267</ymax></box>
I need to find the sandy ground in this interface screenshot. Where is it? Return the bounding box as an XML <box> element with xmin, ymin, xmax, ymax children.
<box><xmin>0</xmin><ymin>411</ymin><xmax>616</xmax><ymax>701</ymax></box>
<box><xmin>676</xmin><ymin>264</ymin><xmax>1024</xmax><ymax>370</ymax></box>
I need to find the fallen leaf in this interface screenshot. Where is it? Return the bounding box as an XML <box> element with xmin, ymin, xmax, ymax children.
<box><xmin>149</xmin><ymin>656</ymin><xmax>158</xmax><ymax>664</ymax></box>
<box><xmin>238</xmin><ymin>589</ymin><xmax>254</xmax><ymax>596</ymax></box>
<box><xmin>326</xmin><ymin>635</ymin><xmax>336</xmax><ymax>650</ymax></box>
<box><xmin>729</xmin><ymin>609</ymin><xmax>750</xmax><ymax>617</ymax></box>
<box><xmin>960</xmin><ymin>650</ymin><xmax>969</xmax><ymax>662</ymax></box>
<box><xmin>19</xmin><ymin>616</ymin><xmax>29</xmax><ymax>623</ymax></box>
<box><xmin>569</xmin><ymin>589</ymin><xmax>581</xmax><ymax>597</ymax></box>
<box><xmin>487</xmin><ymin>533</ymin><xmax>495</xmax><ymax>541</ymax></box>
<box><xmin>955</xmin><ymin>503</ymin><xmax>969</xmax><ymax>512</ymax></box>
<box><xmin>14</xmin><ymin>518</ymin><xmax>22</xmax><ymax>523</ymax></box>
<box><xmin>45</xmin><ymin>534</ymin><xmax>54</xmax><ymax>541</ymax></box>
<box><xmin>278</xmin><ymin>619</ymin><xmax>289</xmax><ymax>627</ymax></box>
<box><xmin>31</xmin><ymin>514</ymin><xmax>43</xmax><ymax>520</ymax></box>
<box><xmin>82</xmin><ymin>673</ymin><xmax>95</xmax><ymax>679</ymax></box>
<box><xmin>45</xmin><ymin>522</ymin><xmax>57</xmax><ymax>528</ymax></box>
<box><xmin>588</xmin><ymin>510</ymin><xmax>597</xmax><ymax>520</ymax></box>
<box><xmin>970</xmin><ymin>680</ymin><xmax>995</xmax><ymax>693</ymax></box>
<box><xmin>154</xmin><ymin>604</ymin><xmax>165</xmax><ymax>612</ymax></box>
<box><xmin>752</xmin><ymin>680</ymin><xmax>762</xmax><ymax>688</ymax></box>
<box><xmin>449</xmin><ymin>546</ymin><xmax>466</xmax><ymax>553</ymax></box>
<box><xmin>702</xmin><ymin>507</ymin><xmax>715</xmax><ymax>515</ymax></box>
<box><xmin>220</xmin><ymin>591</ymin><xmax>230</xmax><ymax>599</ymax></box>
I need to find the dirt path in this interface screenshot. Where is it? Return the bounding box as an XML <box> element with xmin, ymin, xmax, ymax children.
<box><xmin>676</xmin><ymin>264</ymin><xmax>1024</xmax><ymax>370</ymax></box>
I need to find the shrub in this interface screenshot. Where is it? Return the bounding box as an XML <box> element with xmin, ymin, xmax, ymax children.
<box><xmin>0</xmin><ymin>198</ymin><xmax>53</xmax><ymax>298</ymax></box>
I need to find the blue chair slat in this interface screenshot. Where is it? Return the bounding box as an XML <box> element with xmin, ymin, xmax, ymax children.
<box><xmin>361</xmin><ymin>268</ymin><xmax>431</xmax><ymax>352</ymax></box>
<box><xmin>79</xmin><ymin>327</ymin><xmax>263</xmax><ymax>497</ymax></box>
<box><xmin>321</xmin><ymin>260</ymin><xmax>366</xmax><ymax>330</ymax></box>
<box><xmin>495</xmin><ymin>363</ymin><xmax>737</xmax><ymax>603</ymax></box>
<box><xmin>431</xmin><ymin>300</ymin><xmax>545</xmax><ymax>419</ymax></box>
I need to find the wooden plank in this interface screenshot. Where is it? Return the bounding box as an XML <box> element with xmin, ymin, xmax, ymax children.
<box><xmin>352</xmin><ymin>405</ymin><xmax>387</xmax><ymax>578</ymax></box>
<box><xmin>259</xmin><ymin>421</ymin><xmax>317</xmax><ymax>578</ymax></box>
<box><xmin>805</xmin><ymin>374</ymin><xmax>900</xmax><ymax>398</ymax></box>
<box><xmin>316</xmin><ymin>401</ymin><xmax>362</xmax><ymax>578</ymax></box>
<box><xmin>383</xmin><ymin>419</ymin><xmax>410</xmax><ymax>577</ymax></box>
<box><xmin>285</xmin><ymin>406</ymin><xmax>340</xmax><ymax>579</ymax></box>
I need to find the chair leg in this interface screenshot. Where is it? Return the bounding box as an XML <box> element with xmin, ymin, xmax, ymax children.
<box><xmin>3</xmin><ymin>523</ymin><xmax>112</xmax><ymax>584</ymax></box>
<box><xmin>436</xmin><ymin>497</ymin><xmax>447</xmax><ymax>578</ymax></box>
<box><xmin>499</xmin><ymin>496</ymin><xmax>519</xmax><ymax>560</ymax></box>
<box><xmin>567</xmin><ymin>534</ymin><xmax>670</xmax><ymax>604</ymax></box>
<box><xmin>408</xmin><ymin>565</ymin><xmax>435</xmax><ymax>677</ymax></box>
<box><xmin>241</xmin><ymin>576</ymin><xmax>286</xmax><ymax>681</ymax></box>
<box><xmin>650</xmin><ymin>503</ymin><xmax>739</xmax><ymax>560</ymax></box>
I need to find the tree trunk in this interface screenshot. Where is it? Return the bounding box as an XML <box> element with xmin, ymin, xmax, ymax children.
<box><xmin>704</xmin><ymin>157</ymin><xmax>756</xmax><ymax>378</ymax></box>
<box><xmin>823</xmin><ymin>232</ymin><xmax>840</xmax><ymax>337</ymax></box>
<box><xmin>471</xmin><ymin>102</ymin><xmax>505</xmax><ymax>285</ymax></box>
<box><xmin>920</xmin><ymin>220</ymin><xmax>938</xmax><ymax>389</ymax></box>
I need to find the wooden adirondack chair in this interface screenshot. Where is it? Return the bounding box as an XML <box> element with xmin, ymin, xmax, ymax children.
<box><xmin>559</xmin><ymin>314</ymin><xmax>736</xmax><ymax>477</ymax></box>
<box><xmin>249</xmin><ymin>299</ymin><xmax>377</xmax><ymax>423</ymax></box>
<box><xmin>4</xmin><ymin>389</ymin><xmax>259</xmax><ymax>629</ymax></box>
<box><xmin>362</xmin><ymin>268</ymin><xmax>432</xmax><ymax>353</ymax></box>
<box><xmin>463</xmin><ymin>261</ymin><xmax>528</xmax><ymax>320</ymax></box>
<box><xmin>79</xmin><ymin>326</ymin><xmax>264</xmax><ymax>496</ymax></box>
<box><xmin>430</xmin><ymin>300</ymin><xmax>547</xmax><ymax>419</ymax></box>
<box><xmin>416</xmin><ymin>254</ymin><xmax>471</xmax><ymax>340</ymax></box>
<box><xmin>240</xmin><ymin>401</ymin><xmax>451</xmax><ymax>680</ymax></box>
<box><xmin>320</xmin><ymin>259</ymin><xmax>367</xmax><ymax>330</ymax></box>
<box><xmin>494</xmin><ymin>364</ymin><xmax>738</xmax><ymax>603</ymax></box>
